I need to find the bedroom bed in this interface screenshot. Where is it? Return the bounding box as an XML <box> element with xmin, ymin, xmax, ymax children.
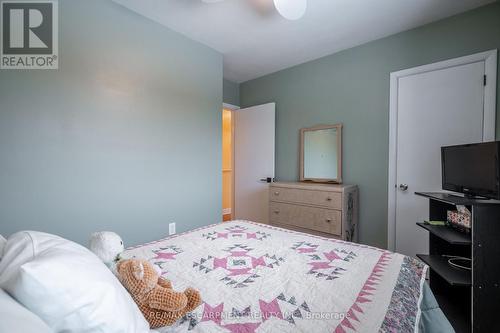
<box><xmin>123</xmin><ymin>221</ymin><xmax>453</xmax><ymax>333</ymax></box>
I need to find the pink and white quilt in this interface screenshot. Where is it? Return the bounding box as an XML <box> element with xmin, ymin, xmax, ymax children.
<box><xmin>123</xmin><ymin>221</ymin><xmax>427</xmax><ymax>333</ymax></box>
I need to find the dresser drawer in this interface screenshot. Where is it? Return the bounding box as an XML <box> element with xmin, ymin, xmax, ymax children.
<box><xmin>270</xmin><ymin>186</ymin><xmax>342</xmax><ymax>209</ymax></box>
<box><xmin>269</xmin><ymin>202</ymin><xmax>342</xmax><ymax>236</ymax></box>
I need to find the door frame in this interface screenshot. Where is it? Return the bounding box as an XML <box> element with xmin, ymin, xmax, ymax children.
<box><xmin>223</xmin><ymin>103</ymin><xmax>239</xmax><ymax>220</ymax></box>
<box><xmin>387</xmin><ymin>50</ymin><xmax>497</xmax><ymax>251</ymax></box>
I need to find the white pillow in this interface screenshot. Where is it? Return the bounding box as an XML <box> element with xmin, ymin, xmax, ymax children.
<box><xmin>0</xmin><ymin>231</ymin><xmax>150</xmax><ymax>333</ymax></box>
<box><xmin>0</xmin><ymin>234</ymin><xmax>5</xmax><ymax>259</ymax></box>
<box><xmin>0</xmin><ymin>288</ymin><xmax>53</xmax><ymax>333</ymax></box>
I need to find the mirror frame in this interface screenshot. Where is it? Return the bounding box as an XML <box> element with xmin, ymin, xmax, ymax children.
<box><xmin>299</xmin><ymin>123</ymin><xmax>343</xmax><ymax>183</ymax></box>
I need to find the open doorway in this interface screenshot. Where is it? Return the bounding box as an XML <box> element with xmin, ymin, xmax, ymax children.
<box><xmin>221</xmin><ymin>102</ymin><xmax>276</xmax><ymax>223</ymax></box>
<box><xmin>222</xmin><ymin>107</ymin><xmax>234</xmax><ymax>222</ymax></box>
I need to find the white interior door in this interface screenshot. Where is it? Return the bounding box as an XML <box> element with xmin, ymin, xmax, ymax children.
<box><xmin>234</xmin><ymin>103</ymin><xmax>275</xmax><ymax>224</ymax></box>
<box><xmin>391</xmin><ymin>54</ymin><xmax>496</xmax><ymax>258</ymax></box>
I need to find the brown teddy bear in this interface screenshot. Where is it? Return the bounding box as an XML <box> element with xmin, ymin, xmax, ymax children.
<box><xmin>117</xmin><ymin>259</ymin><xmax>202</xmax><ymax>328</ymax></box>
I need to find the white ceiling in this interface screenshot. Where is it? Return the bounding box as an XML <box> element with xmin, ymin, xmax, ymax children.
<box><xmin>112</xmin><ymin>0</ymin><xmax>495</xmax><ymax>83</ymax></box>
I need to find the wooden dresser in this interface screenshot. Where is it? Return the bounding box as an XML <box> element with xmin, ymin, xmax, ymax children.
<box><xmin>269</xmin><ymin>182</ymin><xmax>358</xmax><ymax>242</ymax></box>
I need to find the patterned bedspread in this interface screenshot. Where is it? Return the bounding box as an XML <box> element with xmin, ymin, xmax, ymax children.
<box><xmin>123</xmin><ymin>221</ymin><xmax>427</xmax><ymax>333</ymax></box>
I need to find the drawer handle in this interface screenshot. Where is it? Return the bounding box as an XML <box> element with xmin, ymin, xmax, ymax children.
<box><xmin>274</xmin><ymin>210</ymin><xmax>280</xmax><ymax>214</ymax></box>
<box><xmin>274</xmin><ymin>191</ymin><xmax>280</xmax><ymax>196</ymax></box>
<box><xmin>326</xmin><ymin>197</ymin><xmax>332</xmax><ymax>201</ymax></box>
<box><xmin>326</xmin><ymin>218</ymin><xmax>332</xmax><ymax>223</ymax></box>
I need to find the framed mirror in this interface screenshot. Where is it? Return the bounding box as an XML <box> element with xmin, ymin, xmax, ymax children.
<box><xmin>300</xmin><ymin>124</ymin><xmax>342</xmax><ymax>183</ymax></box>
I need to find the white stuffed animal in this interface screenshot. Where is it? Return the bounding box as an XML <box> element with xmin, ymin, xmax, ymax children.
<box><xmin>89</xmin><ymin>231</ymin><xmax>163</xmax><ymax>277</ymax></box>
<box><xmin>89</xmin><ymin>231</ymin><xmax>124</xmax><ymax>273</ymax></box>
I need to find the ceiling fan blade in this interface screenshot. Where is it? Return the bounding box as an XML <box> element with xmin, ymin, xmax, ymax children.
<box><xmin>200</xmin><ymin>0</ymin><xmax>307</xmax><ymax>20</ymax></box>
<box><xmin>201</xmin><ymin>0</ymin><xmax>275</xmax><ymax>16</ymax></box>
<box><xmin>247</xmin><ymin>0</ymin><xmax>275</xmax><ymax>16</ymax></box>
<box><xmin>273</xmin><ymin>0</ymin><xmax>307</xmax><ymax>20</ymax></box>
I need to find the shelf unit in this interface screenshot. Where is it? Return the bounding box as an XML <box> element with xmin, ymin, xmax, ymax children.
<box><xmin>415</xmin><ymin>192</ymin><xmax>500</xmax><ymax>333</ymax></box>
<box><xmin>416</xmin><ymin>254</ymin><xmax>471</xmax><ymax>286</ymax></box>
<box><xmin>416</xmin><ymin>222</ymin><xmax>471</xmax><ymax>245</ymax></box>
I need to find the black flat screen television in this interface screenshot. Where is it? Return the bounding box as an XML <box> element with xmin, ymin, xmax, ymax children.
<box><xmin>441</xmin><ymin>141</ymin><xmax>500</xmax><ymax>199</ymax></box>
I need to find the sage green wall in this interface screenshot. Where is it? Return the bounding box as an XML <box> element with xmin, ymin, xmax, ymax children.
<box><xmin>0</xmin><ymin>0</ymin><xmax>223</xmax><ymax>246</ymax></box>
<box><xmin>223</xmin><ymin>79</ymin><xmax>240</xmax><ymax>106</ymax></box>
<box><xmin>240</xmin><ymin>3</ymin><xmax>500</xmax><ymax>248</ymax></box>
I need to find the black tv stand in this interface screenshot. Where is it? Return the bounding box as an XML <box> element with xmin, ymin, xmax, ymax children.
<box><xmin>463</xmin><ymin>192</ymin><xmax>491</xmax><ymax>200</ymax></box>
<box><xmin>443</xmin><ymin>192</ymin><xmax>491</xmax><ymax>200</ymax></box>
<box><xmin>464</xmin><ymin>195</ymin><xmax>490</xmax><ymax>200</ymax></box>
<box><xmin>415</xmin><ymin>192</ymin><xmax>500</xmax><ymax>333</ymax></box>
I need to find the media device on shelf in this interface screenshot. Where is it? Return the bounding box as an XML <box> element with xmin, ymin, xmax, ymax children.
<box><xmin>441</xmin><ymin>141</ymin><xmax>500</xmax><ymax>200</ymax></box>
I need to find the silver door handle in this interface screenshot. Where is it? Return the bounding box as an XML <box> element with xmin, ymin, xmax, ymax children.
<box><xmin>399</xmin><ymin>184</ymin><xmax>408</xmax><ymax>191</ymax></box>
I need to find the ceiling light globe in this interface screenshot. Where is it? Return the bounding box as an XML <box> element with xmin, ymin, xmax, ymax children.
<box><xmin>273</xmin><ymin>0</ymin><xmax>307</xmax><ymax>20</ymax></box>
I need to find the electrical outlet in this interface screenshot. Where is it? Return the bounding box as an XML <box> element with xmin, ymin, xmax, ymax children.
<box><xmin>169</xmin><ymin>223</ymin><xmax>176</xmax><ymax>235</ymax></box>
